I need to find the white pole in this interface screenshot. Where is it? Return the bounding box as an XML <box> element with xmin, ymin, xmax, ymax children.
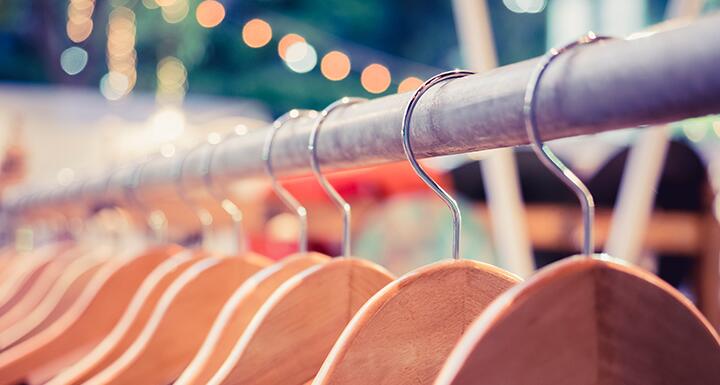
<box><xmin>451</xmin><ymin>0</ymin><xmax>534</xmax><ymax>277</ymax></box>
<box><xmin>605</xmin><ymin>0</ymin><xmax>704</xmax><ymax>263</ymax></box>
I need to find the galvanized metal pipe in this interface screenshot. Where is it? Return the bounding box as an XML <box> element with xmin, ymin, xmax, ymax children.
<box><xmin>6</xmin><ymin>14</ymin><xmax>720</xmax><ymax>213</ymax></box>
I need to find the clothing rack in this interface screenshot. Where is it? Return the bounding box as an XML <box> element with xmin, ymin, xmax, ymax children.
<box><xmin>4</xmin><ymin>14</ymin><xmax>720</xmax><ymax>214</ymax></box>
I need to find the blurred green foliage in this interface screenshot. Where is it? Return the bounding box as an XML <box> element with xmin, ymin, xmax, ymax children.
<box><xmin>0</xmin><ymin>0</ymin><xmax>699</xmax><ymax>115</ymax></box>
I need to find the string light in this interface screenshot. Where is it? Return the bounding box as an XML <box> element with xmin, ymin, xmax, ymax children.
<box><xmin>278</xmin><ymin>33</ymin><xmax>305</xmax><ymax>60</ymax></box>
<box><xmin>196</xmin><ymin>0</ymin><xmax>225</xmax><ymax>28</ymax></box>
<box><xmin>503</xmin><ymin>0</ymin><xmax>547</xmax><ymax>13</ymax></box>
<box><xmin>361</xmin><ymin>63</ymin><xmax>391</xmax><ymax>94</ymax></box>
<box><xmin>320</xmin><ymin>51</ymin><xmax>351</xmax><ymax>81</ymax></box>
<box><xmin>160</xmin><ymin>0</ymin><xmax>189</xmax><ymax>23</ymax></box>
<box><xmin>60</xmin><ymin>46</ymin><xmax>88</xmax><ymax>75</ymax></box>
<box><xmin>156</xmin><ymin>56</ymin><xmax>187</xmax><ymax>104</ymax></box>
<box><xmin>242</xmin><ymin>18</ymin><xmax>272</xmax><ymax>48</ymax></box>
<box><xmin>397</xmin><ymin>76</ymin><xmax>423</xmax><ymax>93</ymax></box>
<box><xmin>67</xmin><ymin>0</ymin><xmax>95</xmax><ymax>43</ymax></box>
<box><xmin>284</xmin><ymin>42</ymin><xmax>317</xmax><ymax>73</ymax></box>
<box><xmin>103</xmin><ymin>6</ymin><xmax>136</xmax><ymax>100</ymax></box>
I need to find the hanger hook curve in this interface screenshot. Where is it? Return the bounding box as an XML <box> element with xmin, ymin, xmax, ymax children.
<box><xmin>175</xmin><ymin>145</ymin><xmax>214</xmax><ymax>247</ymax></box>
<box><xmin>523</xmin><ymin>32</ymin><xmax>613</xmax><ymax>256</ymax></box>
<box><xmin>201</xmin><ymin>135</ymin><xmax>247</xmax><ymax>253</ymax></box>
<box><xmin>263</xmin><ymin>109</ymin><xmax>317</xmax><ymax>254</ymax></box>
<box><xmin>309</xmin><ymin>96</ymin><xmax>367</xmax><ymax>257</ymax></box>
<box><xmin>402</xmin><ymin>70</ymin><xmax>474</xmax><ymax>260</ymax></box>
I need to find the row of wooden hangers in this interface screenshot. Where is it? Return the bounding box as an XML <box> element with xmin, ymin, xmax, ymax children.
<box><xmin>0</xmin><ymin>34</ymin><xmax>718</xmax><ymax>385</ymax></box>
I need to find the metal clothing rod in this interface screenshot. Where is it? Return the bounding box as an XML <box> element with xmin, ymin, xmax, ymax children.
<box><xmin>6</xmin><ymin>14</ymin><xmax>720</xmax><ymax>213</ymax></box>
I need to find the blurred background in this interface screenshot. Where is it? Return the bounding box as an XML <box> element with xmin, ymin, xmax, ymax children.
<box><xmin>1</xmin><ymin>0</ymin><xmax>720</xmax><ymax>328</ymax></box>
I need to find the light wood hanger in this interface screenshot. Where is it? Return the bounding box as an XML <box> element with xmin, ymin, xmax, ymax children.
<box><xmin>80</xmin><ymin>144</ymin><xmax>274</xmax><ymax>385</ymax></box>
<box><xmin>45</xmin><ymin>251</ymin><xmax>201</xmax><ymax>385</ymax></box>
<box><xmin>83</xmin><ymin>254</ymin><xmax>271</xmax><ymax>385</ymax></box>
<box><xmin>0</xmin><ymin>253</ymin><xmax>107</xmax><ymax>350</ymax></box>
<box><xmin>0</xmin><ymin>244</ymin><xmax>182</xmax><ymax>385</ymax></box>
<box><xmin>0</xmin><ymin>246</ymin><xmax>60</xmax><ymax>315</ymax></box>
<box><xmin>175</xmin><ymin>253</ymin><xmax>329</xmax><ymax>385</ymax></box>
<box><xmin>435</xmin><ymin>36</ymin><xmax>720</xmax><ymax>385</ymax></box>
<box><xmin>0</xmin><ymin>248</ymin><xmax>81</xmax><ymax>331</ymax></box>
<box><xmin>311</xmin><ymin>90</ymin><xmax>520</xmax><ymax>385</ymax></box>
<box><xmin>207</xmin><ymin>108</ymin><xmax>395</xmax><ymax>385</ymax></box>
<box><xmin>434</xmin><ymin>257</ymin><xmax>720</xmax><ymax>385</ymax></box>
<box><xmin>175</xmin><ymin>137</ymin><xmax>332</xmax><ymax>385</ymax></box>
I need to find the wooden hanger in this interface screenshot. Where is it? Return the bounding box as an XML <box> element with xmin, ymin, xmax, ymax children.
<box><xmin>311</xmin><ymin>89</ymin><xmax>521</xmax><ymax>385</ymax></box>
<box><xmin>176</xmin><ymin>253</ymin><xmax>330</xmax><ymax>385</ymax></box>
<box><xmin>209</xmin><ymin>257</ymin><xmax>393</xmax><ymax>385</ymax></box>
<box><xmin>0</xmin><ymin>253</ymin><xmax>107</xmax><ymax>350</ymax></box>
<box><xmin>45</xmin><ymin>250</ymin><xmax>201</xmax><ymax>385</ymax></box>
<box><xmin>0</xmin><ymin>247</ymin><xmax>82</xmax><ymax>331</ymax></box>
<box><xmin>435</xmin><ymin>37</ymin><xmax>720</xmax><ymax>385</ymax></box>
<box><xmin>79</xmin><ymin>144</ymin><xmax>274</xmax><ymax>385</ymax></box>
<box><xmin>0</xmin><ymin>245</ymin><xmax>60</xmax><ymax>315</ymax></box>
<box><xmin>206</xmin><ymin>108</ymin><xmax>395</xmax><ymax>385</ymax></box>
<box><xmin>82</xmin><ymin>254</ymin><xmax>271</xmax><ymax>385</ymax></box>
<box><xmin>0</xmin><ymin>244</ymin><xmax>182</xmax><ymax>385</ymax></box>
<box><xmin>175</xmin><ymin>138</ymin><xmax>332</xmax><ymax>385</ymax></box>
<box><xmin>434</xmin><ymin>257</ymin><xmax>720</xmax><ymax>385</ymax></box>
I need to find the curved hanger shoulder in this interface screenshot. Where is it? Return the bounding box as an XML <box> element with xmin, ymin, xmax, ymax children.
<box><xmin>313</xmin><ymin>259</ymin><xmax>520</xmax><ymax>385</ymax></box>
<box><xmin>46</xmin><ymin>251</ymin><xmax>201</xmax><ymax>385</ymax></box>
<box><xmin>0</xmin><ymin>255</ymin><xmax>106</xmax><ymax>349</ymax></box>
<box><xmin>175</xmin><ymin>252</ymin><xmax>330</xmax><ymax>385</ymax></box>
<box><xmin>435</xmin><ymin>257</ymin><xmax>720</xmax><ymax>385</ymax></box>
<box><xmin>0</xmin><ymin>244</ymin><xmax>181</xmax><ymax>385</ymax></box>
<box><xmin>83</xmin><ymin>254</ymin><xmax>271</xmax><ymax>385</ymax></box>
<box><xmin>0</xmin><ymin>254</ymin><xmax>55</xmax><ymax>315</ymax></box>
<box><xmin>0</xmin><ymin>253</ymin><xmax>78</xmax><ymax>331</ymax></box>
<box><xmin>209</xmin><ymin>257</ymin><xmax>395</xmax><ymax>385</ymax></box>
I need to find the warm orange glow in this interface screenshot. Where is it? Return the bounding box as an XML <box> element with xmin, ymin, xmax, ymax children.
<box><xmin>397</xmin><ymin>76</ymin><xmax>423</xmax><ymax>93</ymax></box>
<box><xmin>320</xmin><ymin>51</ymin><xmax>351</xmax><ymax>81</ymax></box>
<box><xmin>278</xmin><ymin>33</ymin><xmax>305</xmax><ymax>60</ymax></box>
<box><xmin>361</xmin><ymin>64</ymin><xmax>391</xmax><ymax>94</ymax></box>
<box><xmin>196</xmin><ymin>0</ymin><xmax>225</xmax><ymax>28</ymax></box>
<box><xmin>242</xmin><ymin>18</ymin><xmax>272</xmax><ymax>48</ymax></box>
<box><xmin>67</xmin><ymin>19</ymin><xmax>93</xmax><ymax>43</ymax></box>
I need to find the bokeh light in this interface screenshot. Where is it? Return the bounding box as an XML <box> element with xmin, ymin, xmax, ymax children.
<box><xmin>66</xmin><ymin>0</ymin><xmax>95</xmax><ymax>43</ymax></box>
<box><xmin>284</xmin><ymin>42</ymin><xmax>317</xmax><ymax>73</ymax></box>
<box><xmin>503</xmin><ymin>0</ymin><xmax>547</xmax><ymax>13</ymax></box>
<box><xmin>196</xmin><ymin>0</ymin><xmax>225</xmax><ymax>28</ymax></box>
<box><xmin>60</xmin><ymin>46</ymin><xmax>88</xmax><ymax>75</ymax></box>
<box><xmin>104</xmin><ymin>7</ymin><xmax>136</xmax><ymax>99</ymax></box>
<box><xmin>320</xmin><ymin>51</ymin><xmax>351</xmax><ymax>81</ymax></box>
<box><xmin>397</xmin><ymin>76</ymin><xmax>423</xmax><ymax>93</ymax></box>
<box><xmin>242</xmin><ymin>18</ymin><xmax>272</xmax><ymax>48</ymax></box>
<box><xmin>156</xmin><ymin>56</ymin><xmax>187</xmax><ymax>104</ymax></box>
<box><xmin>361</xmin><ymin>63</ymin><xmax>391</xmax><ymax>94</ymax></box>
<box><xmin>278</xmin><ymin>33</ymin><xmax>305</xmax><ymax>60</ymax></box>
<box><xmin>161</xmin><ymin>0</ymin><xmax>189</xmax><ymax>23</ymax></box>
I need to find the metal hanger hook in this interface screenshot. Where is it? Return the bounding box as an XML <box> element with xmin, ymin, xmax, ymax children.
<box><xmin>125</xmin><ymin>158</ymin><xmax>167</xmax><ymax>243</ymax></box>
<box><xmin>309</xmin><ymin>97</ymin><xmax>367</xmax><ymax>257</ymax></box>
<box><xmin>175</xmin><ymin>144</ymin><xmax>214</xmax><ymax>247</ymax></box>
<box><xmin>523</xmin><ymin>32</ymin><xmax>613</xmax><ymax>256</ymax></box>
<box><xmin>263</xmin><ymin>108</ymin><xmax>318</xmax><ymax>253</ymax></box>
<box><xmin>402</xmin><ymin>70</ymin><xmax>474</xmax><ymax>260</ymax></box>
<box><xmin>201</xmin><ymin>135</ymin><xmax>248</xmax><ymax>253</ymax></box>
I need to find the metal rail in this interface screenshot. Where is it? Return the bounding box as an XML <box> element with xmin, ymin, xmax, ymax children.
<box><xmin>5</xmin><ymin>14</ymin><xmax>720</xmax><ymax>213</ymax></box>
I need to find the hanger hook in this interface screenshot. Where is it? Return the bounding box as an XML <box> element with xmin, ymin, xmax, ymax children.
<box><xmin>125</xmin><ymin>158</ymin><xmax>166</xmax><ymax>243</ymax></box>
<box><xmin>523</xmin><ymin>32</ymin><xmax>613</xmax><ymax>256</ymax></box>
<box><xmin>263</xmin><ymin>109</ymin><xmax>317</xmax><ymax>254</ymax></box>
<box><xmin>201</xmin><ymin>135</ymin><xmax>248</xmax><ymax>254</ymax></box>
<box><xmin>309</xmin><ymin>97</ymin><xmax>367</xmax><ymax>257</ymax></box>
<box><xmin>175</xmin><ymin>145</ymin><xmax>214</xmax><ymax>248</ymax></box>
<box><xmin>402</xmin><ymin>70</ymin><xmax>474</xmax><ymax>260</ymax></box>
